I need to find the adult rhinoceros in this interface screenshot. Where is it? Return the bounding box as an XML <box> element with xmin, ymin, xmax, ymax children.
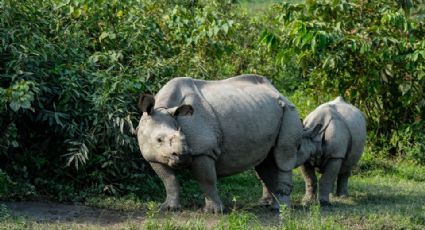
<box><xmin>136</xmin><ymin>75</ymin><xmax>303</xmax><ymax>213</ymax></box>
<box><xmin>296</xmin><ymin>96</ymin><xmax>367</xmax><ymax>206</ymax></box>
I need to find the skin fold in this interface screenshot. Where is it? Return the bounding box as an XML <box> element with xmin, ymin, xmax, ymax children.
<box><xmin>136</xmin><ymin>75</ymin><xmax>303</xmax><ymax>213</ymax></box>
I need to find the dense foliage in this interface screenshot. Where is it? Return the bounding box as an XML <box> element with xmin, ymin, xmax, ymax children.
<box><xmin>0</xmin><ymin>0</ymin><xmax>424</xmax><ymax>200</ymax></box>
<box><xmin>260</xmin><ymin>0</ymin><xmax>425</xmax><ymax>161</ymax></box>
<box><xmin>0</xmin><ymin>0</ymin><xmax>276</xmax><ymax>200</ymax></box>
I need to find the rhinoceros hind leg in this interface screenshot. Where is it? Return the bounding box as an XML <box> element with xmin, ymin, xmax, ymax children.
<box><xmin>336</xmin><ymin>171</ymin><xmax>351</xmax><ymax>197</ymax></box>
<box><xmin>318</xmin><ymin>158</ymin><xmax>342</xmax><ymax>205</ymax></box>
<box><xmin>255</xmin><ymin>154</ymin><xmax>276</xmax><ymax>206</ymax></box>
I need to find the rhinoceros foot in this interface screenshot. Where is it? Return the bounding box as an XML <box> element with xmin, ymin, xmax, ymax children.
<box><xmin>159</xmin><ymin>199</ymin><xmax>181</xmax><ymax>212</ymax></box>
<box><xmin>335</xmin><ymin>192</ymin><xmax>349</xmax><ymax>198</ymax></box>
<box><xmin>203</xmin><ymin>199</ymin><xmax>223</xmax><ymax>214</ymax></box>
<box><xmin>302</xmin><ymin>194</ymin><xmax>316</xmax><ymax>206</ymax></box>
<box><xmin>270</xmin><ymin>194</ymin><xmax>291</xmax><ymax>212</ymax></box>
<box><xmin>258</xmin><ymin>196</ymin><xmax>274</xmax><ymax>206</ymax></box>
<box><xmin>319</xmin><ymin>200</ymin><xmax>332</xmax><ymax>207</ymax></box>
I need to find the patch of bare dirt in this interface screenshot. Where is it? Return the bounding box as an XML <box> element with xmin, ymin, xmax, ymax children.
<box><xmin>2</xmin><ymin>201</ymin><xmax>281</xmax><ymax>228</ymax></box>
<box><xmin>2</xmin><ymin>201</ymin><xmax>145</xmax><ymax>226</ymax></box>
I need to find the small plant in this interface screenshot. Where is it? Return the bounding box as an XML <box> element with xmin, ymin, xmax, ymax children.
<box><xmin>146</xmin><ymin>201</ymin><xmax>160</xmax><ymax>219</ymax></box>
<box><xmin>143</xmin><ymin>201</ymin><xmax>162</xmax><ymax>230</ymax></box>
<box><xmin>231</xmin><ymin>196</ymin><xmax>238</xmax><ymax>211</ymax></box>
<box><xmin>279</xmin><ymin>204</ymin><xmax>291</xmax><ymax>223</ymax></box>
<box><xmin>218</xmin><ymin>211</ymin><xmax>260</xmax><ymax>229</ymax></box>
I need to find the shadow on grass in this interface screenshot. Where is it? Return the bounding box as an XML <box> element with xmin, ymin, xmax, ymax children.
<box><xmin>354</xmin><ymin>159</ymin><xmax>398</xmax><ymax>175</ymax></box>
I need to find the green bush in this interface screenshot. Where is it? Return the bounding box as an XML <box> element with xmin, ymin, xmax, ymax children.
<box><xmin>1</xmin><ymin>0</ymin><xmax>424</xmax><ymax>201</ymax></box>
<box><xmin>260</xmin><ymin>0</ymin><xmax>425</xmax><ymax>162</ymax></box>
<box><xmin>0</xmin><ymin>0</ymin><xmax>279</xmax><ymax>199</ymax></box>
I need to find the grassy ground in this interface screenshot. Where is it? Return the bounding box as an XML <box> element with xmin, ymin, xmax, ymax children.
<box><xmin>1</xmin><ymin>156</ymin><xmax>425</xmax><ymax>229</ymax></box>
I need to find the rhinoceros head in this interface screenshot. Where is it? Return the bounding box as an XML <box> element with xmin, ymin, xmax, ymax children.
<box><xmin>297</xmin><ymin>124</ymin><xmax>324</xmax><ymax>166</ymax></box>
<box><xmin>136</xmin><ymin>94</ymin><xmax>193</xmax><ymax>168</ymax></box>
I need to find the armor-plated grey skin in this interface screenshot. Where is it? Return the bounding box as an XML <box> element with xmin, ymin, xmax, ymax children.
<box><xmin>136</xmin><ymin>75</ymin><xmax>303</xmax><ymax>213</ymax></box>
<box><xmin>296</xmin><ymin>96</ymin><xmax>367</xmax><ymax>206</ymax></box>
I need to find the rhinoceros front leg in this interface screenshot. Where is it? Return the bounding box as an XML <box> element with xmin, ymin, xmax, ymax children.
<box><xmin>318</xmin><ymin>158</ymin><xmax>342</xmax><ymax>206</ymax></box>
<box><xmin>275</xmin><ymin>170</ymin><xmax>293</xmax><ymax>210</ymax></box>
<box><xmin>300</xmin><ymin>163</ymin><xmax>318</xmax><ymax>206</ymax></box>
<box><xmin>336</xmin><ymin>171</ymin><xmax>351</xmax><ymax>197</ymax></box>
<box><xmin>150</xmin><ymin>162</ymin><xmax>181</xmax><ymax>211</ymax></box>
<box><xmin>191</xmin><ymin>156</ymin><xmax>223</xmax><ymax>213</ymax></box>
<box><xmin>255</xmin><ymin>153</ymin><xmax>292</xmax><ymax>211</ymax></box>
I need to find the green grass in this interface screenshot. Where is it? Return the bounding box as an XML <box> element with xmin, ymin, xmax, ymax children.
<box><xmin>2</xmin><ymin>159</ymin><xmax>425</xmax><ymax>229</ymax></box>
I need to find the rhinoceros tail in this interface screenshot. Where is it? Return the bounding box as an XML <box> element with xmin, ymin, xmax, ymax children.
<box><xmin>334</xmin><ymin>96</ymin><xmax>345</xmax><ymax>103</ymax></box>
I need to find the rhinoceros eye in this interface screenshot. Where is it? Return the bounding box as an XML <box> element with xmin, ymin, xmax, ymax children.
<box><xmin>156</xmin><ymin>137</ymin><xmax>163</xmax><ymax>143</ymax></box>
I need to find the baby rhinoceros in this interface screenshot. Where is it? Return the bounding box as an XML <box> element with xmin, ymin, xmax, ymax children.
<box><xmin>297</xmin><ymin>96</ymin><xmax>366</xmax><ymax>207</ymax></box>
<box><xmin>136</xmin><ymin>75</ymin><xmax>303</xmax><ymax>213</ymax></box>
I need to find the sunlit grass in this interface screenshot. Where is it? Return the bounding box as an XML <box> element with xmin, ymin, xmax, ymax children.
<box><xmin>2</xmin><ymin>159</ymin><xmax>425</xmax><ymax>229</ymax></box>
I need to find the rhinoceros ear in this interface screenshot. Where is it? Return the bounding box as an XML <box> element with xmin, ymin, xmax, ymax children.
<box><xmin>169</xmin><ymin>104</ymin><xmax>194</xmax><ymax>117</ymax></box>
<box><xmin>303</xmin><ymin>123</ymin><xmax>323</xmax><ymax>139</ymax></box>
<box><xmin>138</xmin><ymin>94</ymin><xmax>155</xmax><ymax>115</ymax></box>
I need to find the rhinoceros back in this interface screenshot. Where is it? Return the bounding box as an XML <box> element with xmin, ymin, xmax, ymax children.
<box><xmin>328</xmin><ymin>98</ymin><xmax>366</xmax><ymax>168</ymax></box>
<box><xmin>195</xmin><ymin>75</ymin><xmax>286</xmax><ymax>175</ymax></box>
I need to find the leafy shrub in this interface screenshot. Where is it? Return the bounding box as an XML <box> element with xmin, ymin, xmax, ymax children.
<box><xmin>388</xmin><ymin>122</ymin><xmax>425</xmax><ymax>164</ymax></box>
<box><xmin>260</xmin><ymin>0</ymin><xmax>425</xmax><ymax>161</ymax></box>
<box><xmin>0</xmin><ymin>0</ymin><xmax>280</xmax><ymax>199</ymax></box>
<box><xmin>0</xmin><ymin>0</ymin><xmax>149</xmax><ymax>199</ymax></box>
<box><xmin>1</xmin><ymin>0</ymin><xmax>424</xmax><ymax>201</ymax></box>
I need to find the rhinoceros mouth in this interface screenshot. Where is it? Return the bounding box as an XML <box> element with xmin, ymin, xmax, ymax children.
<box><xmin>167</xmin><ymin>154</ymin><xmax>192</xmax><ymax>168</ymax></box>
